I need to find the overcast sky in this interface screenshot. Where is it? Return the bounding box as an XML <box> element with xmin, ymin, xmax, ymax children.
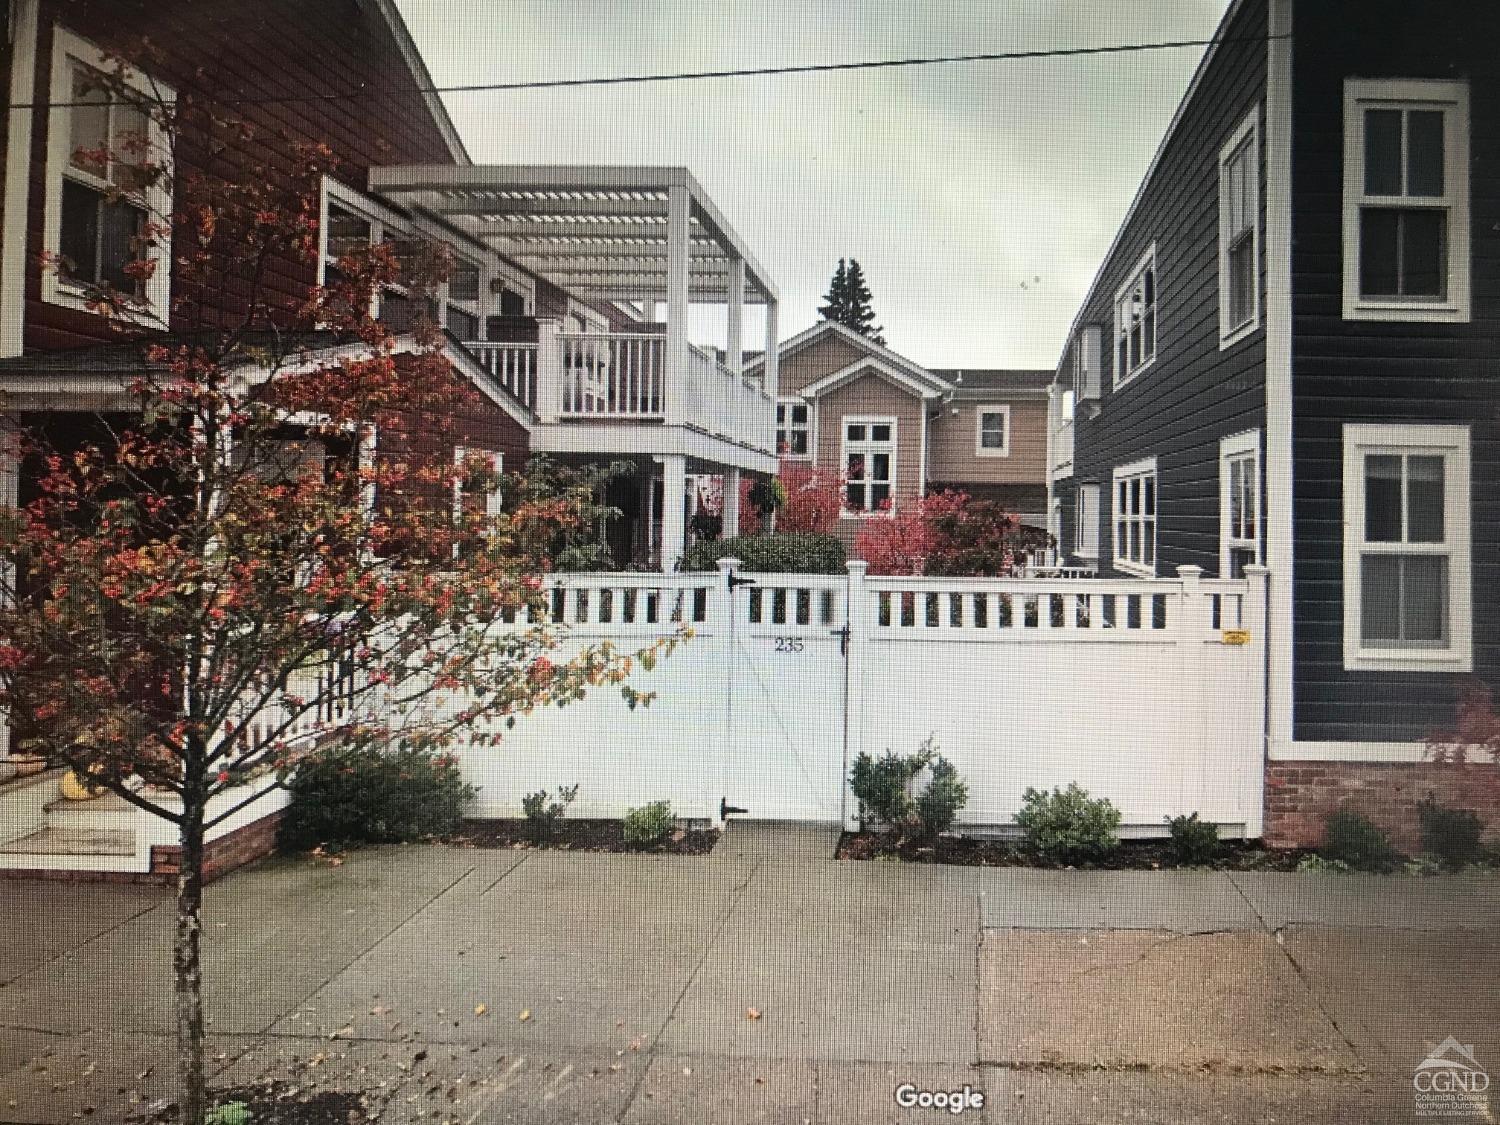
<box><xmin>396</xmin><ymin>0</ymin><xmax>1229</xmax><ymax>370</ymax></box>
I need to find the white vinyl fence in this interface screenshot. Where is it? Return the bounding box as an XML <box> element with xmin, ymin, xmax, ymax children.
<box><xmin>455</xmin><ymin>560</ymin><xmax>1268</xmax><ymax>837</ymax></box>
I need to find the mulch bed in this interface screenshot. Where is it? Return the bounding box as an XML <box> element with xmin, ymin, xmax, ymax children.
<box><xmin>449</xmin><ymin>817</ymin><xmax>720</xmax><ymax>855</ymax></box>
<box><xmin>144</xmin><ymin>1083</ymin><xmax>372</xmax><ymax>1125</ymax></box>
<box><xmin>837</xmin><ymin>831</ymin><xmax>1309</xmax><ymax>871</ymax></box>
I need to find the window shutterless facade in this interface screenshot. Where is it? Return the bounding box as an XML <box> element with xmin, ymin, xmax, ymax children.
<box><xmin>43</xmin><ymin>28</ymin><xmax>174</xmax><ymax>322</ymax></box>
<box><xmin>1111</xmin><ymin>458</ymin><xmax>1157</xmax><ymax>576</ymax></box>
<box><xmin>1112</xmin><ymin>246</ymin><xmax>1157</xmax><ymax>387</ymax></box>
<box><xmin>1219</xmin><ymin>107</ymin><xmax>1260</xmax><ymax>345</ymax></box>
<box><xmin>1342</xmin><ymin>424</ymin><xmax>1471</xmax><ymax>671</ymax></box>
<box><xmin>1219</xmin><ymin>430</ymin><xmax>1261</xmax><ymax>578</ymax></box>
<box><xmin>974</xmin><ymin>405</ymin><xmax>1010</xmax><ymax>456</ymax></box>
<box><xmin>1342</xmin><ymin>79</ymin><xmax>1470</xmax><ymax>322</ymax></box>
<box><xmin>776</xmin><ymin>398</ymin><xmax>809</xmax><ymax>457</ymax></box>
<box><xmin>842</xmin><ymin>417</ymin><xmax>895</xmax><ymax>515</ymax></box>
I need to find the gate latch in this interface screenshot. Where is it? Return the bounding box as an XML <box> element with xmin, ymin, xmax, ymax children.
<box><xmin>830</xmin><ymin>624</ymin><xmax>851</xmax><ymax>655</ymax></box>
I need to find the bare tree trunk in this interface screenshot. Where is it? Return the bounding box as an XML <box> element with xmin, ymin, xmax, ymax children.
<box><xmin>174</xmin><ymin>801</ymin><xmax>207</xmax><ymax>1125</ymax></box>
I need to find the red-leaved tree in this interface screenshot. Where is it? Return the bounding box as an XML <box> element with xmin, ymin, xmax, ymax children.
<box><xmin>0</xmin><ymin>50</ymin><xmax>669</xmax><ymax>1125</ymax></box>
<box><xmin>854</xmin><ymin>490</ymin><xmax>1050</xmax><ymax>576</ymax></box>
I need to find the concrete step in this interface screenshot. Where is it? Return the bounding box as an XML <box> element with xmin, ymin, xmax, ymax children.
<box><xmin>0</xmin><ymin>769</ymin><xmax>64</xmax><ymax>845</ymax></box>
<box><xmin>44</xmin><ymin>790</ymin><xmax>137</xmax><ymax>832</ymax></box>
<box><xmin>0</xmin><ymin>826</ymin><xmax>136</xmax><ymax>856</ymax></box>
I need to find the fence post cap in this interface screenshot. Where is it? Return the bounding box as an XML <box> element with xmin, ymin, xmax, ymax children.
<box><xmin>715</xmin><ymin>556</ymin><xmax>742</xmax><ymax>574</ymax></box>
<box><xmin>1175</xmin><ymin>564</ymin><xmax>1205</xmax><ymax>578</ymax></box>
<box><xmin>845</xmin><ymin>559</ymin><xmax>869</xmax><ymax>575</ymax></box>
<box><xmin>1241</xmin><ymin>564</ymin><xmax>1269</xmax><ymax>577</ymax></box>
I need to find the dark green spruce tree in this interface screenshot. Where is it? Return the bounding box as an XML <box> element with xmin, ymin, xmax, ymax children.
<box><xmin>819</xmin><ymin>257</ymin><xmax>885</xmax><ymax>346</ymax></box>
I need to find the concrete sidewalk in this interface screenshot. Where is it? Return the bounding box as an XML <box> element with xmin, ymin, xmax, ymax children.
<box><xmin>0</xmin><ymin>824</ymin><xmax>1497</xmax><ymax>1123</ymax></box>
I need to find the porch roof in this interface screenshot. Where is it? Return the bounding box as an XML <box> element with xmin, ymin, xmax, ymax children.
<box><xmin>367</xmin><ymin>165</ymin><xmax>777</xmax><ymax>306</ymax></box>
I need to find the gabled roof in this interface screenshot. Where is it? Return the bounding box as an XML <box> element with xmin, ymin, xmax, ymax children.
<box><xmin>361</xmin><ymin>0</ymin><xmax>470</xmax><ymax>166</ymax></box>
<box><xmin>748</xmin><ymin>320</ymin><xmax>949</xmax><ymax>395</ymax></box>
<box><xmin>800</xmin><ymin>356</ymin><xmax>947</xmax><ymax>401</ymax></box>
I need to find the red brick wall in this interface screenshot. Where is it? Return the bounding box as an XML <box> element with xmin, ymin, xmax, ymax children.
<box><xmin>150</xmin><ymin>809</ymin><xmax>284</xmax><ymax>883</ymax></box>
<box><xmin>1265</xmin><ymin>760</ymin><xmax>1500</xmax><ymax>852</ymax></box>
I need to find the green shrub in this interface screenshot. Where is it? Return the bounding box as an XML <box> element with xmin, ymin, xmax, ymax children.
<box><xmin>522</xmin><ymin>784</ymin><xmax>580</xmax><ymax>842</ymax></box>
<box><xmin>914</xmin><ymin>757</ymin><xmax>968</xmax><ymax>839</ymax></box>
<box><xmin>206</xmin><ymin>1103</ymin><xmax>252</xmax><ymax>1125</ymax></box>
<box><xmin>1015</xmin><ymin>783</ymin><xmax>1121</xmax><ymax>862</ymax></box>
<box><xmin>622</xmin><ymin>800</ymin><xmax>674</xmax><ymax>848</ymax></box>
<box><xmin>1165</xmin><ymin>812</ymin><xmax>1221</xmax><ymax>866</ymax></box>
<box><xmin>280</xmin><ymin>746</ymin><xmax>476</xmax><ymax>852</ymax></box>
<box><xmin>1321</xmin><ymin>809</ymin><xmax>1400</xmax><ymax>873</ymax></box>
<box><xmin>849</xmin><ymin>737</ymin><xmax>967</xmax><ymax>841</ymax></box>
<box><xmin>1417</xmin><ymin>795</ymin><xmax>1485</xmax><ymax>870</ymax></box>
<box><xmin>1296</xmin><ymin>853</ymin><xmax>1351</xmax><ymax>874</ymax></box>
<box><xmin>680</xmin><ymin>532</ymin><xmax>845</xmax><ymax>574</ymax></box>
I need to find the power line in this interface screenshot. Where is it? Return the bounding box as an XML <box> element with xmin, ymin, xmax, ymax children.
<box><xmin>7</xmin><ymin>34</ymin><xmax>1285</xmax><ymax>111</ymax></box>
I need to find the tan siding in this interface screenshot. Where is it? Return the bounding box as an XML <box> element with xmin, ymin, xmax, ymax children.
<box><xmin>927</xmin><ymin>398</ymin><xmax>1049</xmax><ymax>485</ymax></box>
<box><xmin>776</xmin><ymin>334</ymin><xmax>870</xmax><ymax>396</ymax></box>
<box><xmin>813</xmin><ymin>371</ymin><xmax>925</xmax><ymax>546</ymax></box>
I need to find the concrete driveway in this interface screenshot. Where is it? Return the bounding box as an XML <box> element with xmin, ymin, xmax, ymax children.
<box><xmin>1</xmin><ymin>824</ymin><xmax>1497</xmax><ymax>1124</ymax></box>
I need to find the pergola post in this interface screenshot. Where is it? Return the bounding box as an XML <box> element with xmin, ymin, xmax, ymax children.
<box><xmin>663</xmin><ymin>183</ymin><xmax>691</xmax><ymax>427</ymax></box>
<box><xmin>763</xmin><ymin>297</ymin><xmax>779</xmax><ymax>398</ymax></box>
<box><xmin>726</xmin><ymin>257</ymin><xmax>744</xmax><ymax>378</ymax></box>
<box><xmin>658</xmin><ymin>453</ymin><xmax>687</xmax><ymax>572</ymax></box>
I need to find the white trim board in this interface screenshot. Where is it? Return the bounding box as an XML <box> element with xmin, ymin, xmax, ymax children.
<box><xmin>1269</xmin><ymin>740</ymin><xmax>1433</xmax><ymax>764</ymax></box>
<box><xmin>746</xmin><ymin>319</ymin><xmax>944</xmax><ymax>391</ymax></box>
<box><xmin>0</xmin><ymin>0</ymin><xmax>38</xmax><ymax>357</ymax></box>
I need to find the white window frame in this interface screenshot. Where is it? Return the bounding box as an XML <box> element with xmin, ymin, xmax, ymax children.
<box><xmin>841</xmin><ymin>415</ymin><xmax>896</xmax><ymax>517</ymax></box>
<box><xmin>1342</xmin><ymin>79</ymin><xmax>1470</xmax><ymax>323</ymax></box>
<box><xmin>1075</xmin><ymin>482</ymin><xmax>1100</xmax><ymax>560</ymax></box>
<box><xmin>974</xmin><ymin>404</ymin><xmax>1011</xmax><ymax>457</ymax></box>
<box><xmin>452</xmin><ymin>446</ymin><xmax>504</xmax><ymax>557</ymax></box>
<box><xmin>42</xmin><ymin>26</ymin><xmax>174</xmax><ymax>324</ymax></box>
<box><xmin>775</xmin><ymin>396</ymin><xmax>810</xmax><ymax>459</ymax></box>
<box><xmin>1218</xmin><ymin>106</ymin><xmax>1261</xmax><ymax>347</ymax></box>
<box><xmin>1341</xmin><ymin>423</ymin><xmax>1471</xmax><ymax>672</ymax></box>
<box><xmin>1111</xmin><ymin>245</ymin><xmax>1157</xmax><ymax>388</ymax></box>
<box><xmin>1111</xmin><ymin>457</ymin><xmax>1158</xmax><ymax>577</ymax></box>
<box><xmin>1219</xmin><ymin>429</ymin><xmax>1261</xmax><ymax>577</ymax></box>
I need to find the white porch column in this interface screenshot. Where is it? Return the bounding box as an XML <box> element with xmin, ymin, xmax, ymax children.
<box><xmin>658</xmin><ymin>454</ymin><xmax>687</xmax><ymax>572</ymax></box>
<box><xmin>762</xmin><ymin>297</ymin><xmax>779</xmax><ymax>398</ymax></box>
<box><xmin>722</xmin><ymin>467</ymin><xmax>741</xmax><ymax>540</ymax></box>
<box><xmin>0</xmin><ymin>416</ymin><xmax>19</xmax><ymax>757</ymax></box>
<box><xmin>663</xmin><ymin>183</ymin><xmax>691</xmax><ymax>426</ymax></box>
<box><xmin>726</xmin><ymin>257</ymin><xmax>744</xmax><ymax>378</ymax></box>
<box><xmin>535</xmin><ymin>317</ymin><xmax>564</xmax><ymax>423</ymax></box>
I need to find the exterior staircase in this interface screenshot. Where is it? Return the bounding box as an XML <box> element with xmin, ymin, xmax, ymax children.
<box><xmin>0</xmin><ymin>772</ymin><xmax>148</xmax><ymax>873</ymax></box>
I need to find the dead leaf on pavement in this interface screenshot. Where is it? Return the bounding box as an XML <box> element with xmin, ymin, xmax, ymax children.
<box><xmin>518</xmin><ymin>1009</ymin><xmax>531</xmax><ymax>1022</ymax></box>
<box><xmin>474</xmin><ymin>1004</ymin><xmax>487</xmax><ymax>1017</ymax></box>
<box><xmin>745</xmin><ymin>1007</ymin><xmax>762</xmax><ymax>1021</ymax></box>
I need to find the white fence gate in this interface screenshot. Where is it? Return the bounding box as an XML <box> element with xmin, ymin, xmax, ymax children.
<box><xmin>456</xmin><ymin>561</ymin><xmax>1268</xmax><ymax>837</ymax></box>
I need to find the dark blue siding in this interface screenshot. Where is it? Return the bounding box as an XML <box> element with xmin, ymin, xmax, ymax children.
<box><xmin>1289</xmin><ymin>0</ymin><xmax>1500</xmax><ymax>742</ymax></box>
<box><xmin>1067</xmin><ymin>0</ymin><xmax>1269</xmax><ymax>579</ymax></box>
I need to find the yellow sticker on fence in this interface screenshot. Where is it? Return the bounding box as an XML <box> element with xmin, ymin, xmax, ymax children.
<box><xmin>1221</xmin><ymin>629</ymin><xmax>1251</xmax><ymax>646</ymax></box>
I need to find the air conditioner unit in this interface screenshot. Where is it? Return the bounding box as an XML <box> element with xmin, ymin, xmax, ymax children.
<box><xmin>1073</xmin><ymin>324</ymin><xmax>1103</xmax><ymax>417</ymax></box>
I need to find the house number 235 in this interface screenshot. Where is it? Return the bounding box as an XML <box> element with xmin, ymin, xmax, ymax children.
<box><xmin>773</xmin><ymin>637</ymin><xmax>805</xmax><ymax>653</ymax></box>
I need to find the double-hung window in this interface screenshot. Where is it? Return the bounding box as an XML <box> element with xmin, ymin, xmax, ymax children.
<box><xmin>1112</xmin><ymin>247</ymin><xmax>1156</xmax><ymax>387</ymax></box>
<box><xmin>1219</xmin><ymin>107</ymin><xmax>1260</xmax><ymax>344</ymax></box>
<box><xmin>975</xmin><ymin>405</ymin><xmax>1010</xmax><ymax>456</ymax></box>
<box><xmin>776</xmin><ymin>398</ymin><xmax>810</xmax><ymax>457</ymax></box>
<box><xmin>1111</xmin><ymin>458</ymin><xmax>1157</xmax><ymax>576</ymax></box>
<box><xmin>1219</xmin><ymin>430</ymin><xmax>1260</xmax><ymax>578</ymax></box>
<box><xmin>1342</xmin><ymin>424</ymin><xmax>1470</xmax><ymax>671</ymax></box>
<box><xmin>43</xmin><ymin>29</ymin><xmax>173</xmax><ymax>322</ymax></box>
<box><xmin>843</xmin><ymin>418</ymin><xmax>895</xmax><ymax>515</ymax></box>
<box><xmin>1343</xmin><ymin>79</ymin><xmax>1469</xmax><ymax>322</ymax></box>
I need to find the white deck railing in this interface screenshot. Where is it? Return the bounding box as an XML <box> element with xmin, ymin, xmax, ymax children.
<box><xmin>465</xmin><ymin>332</ymin><xmax>774</xmax><ymax>452</ymax></box>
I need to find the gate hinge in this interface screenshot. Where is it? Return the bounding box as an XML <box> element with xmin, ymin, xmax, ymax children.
<box><xmin>727</xmin><ymin>574</ymin><xmax>756</xmax><ymax>589</ymax></box>
<box><xmin>720</xmin><ymin>797</ymin><xmax>749</xmax><ymax>819</ymax></box>
<box><xmin>831</xmin><ymin>624</ymin><xmax>851</xmax><ymax>655</ymax></box>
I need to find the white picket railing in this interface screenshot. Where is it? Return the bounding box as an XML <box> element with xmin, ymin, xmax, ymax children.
<box><xmin>464</xmin><ymin>332</ymin><xmax>774</xmax><ymax>452</ymax></box>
